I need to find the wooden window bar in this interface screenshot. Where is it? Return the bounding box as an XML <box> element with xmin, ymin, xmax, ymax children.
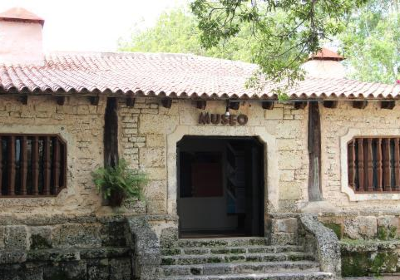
<box><xmin>0</xmin><ymin>134</ymin><xmax>66</xmax><ymax>197</ymax></box>
<box><xmin>348</xmin><ymin>137</ymin><xmax>400</xmax><ymax>192</ymax></box>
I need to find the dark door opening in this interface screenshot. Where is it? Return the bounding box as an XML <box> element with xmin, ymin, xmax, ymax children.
<box><xmin>177</xmin><ymin>136</ymin><xmax>264</xmax><ymax>238</ymax></box>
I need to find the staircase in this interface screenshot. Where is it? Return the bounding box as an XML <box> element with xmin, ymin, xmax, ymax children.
<box><xmin>158</xmin><ymin>237</ymin><xmax>334</xmax><ymax>280</ymax></box>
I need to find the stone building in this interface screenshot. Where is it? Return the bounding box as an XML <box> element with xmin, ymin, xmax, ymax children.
<box><xmin>0</xmin><ymin>7</ymin><xmax>399</xmax><ymax>280</ymax></box>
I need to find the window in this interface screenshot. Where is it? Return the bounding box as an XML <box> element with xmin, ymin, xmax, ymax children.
<box><xmin>0</xmin><ymin>134</ymin><xmax>67</xmax><ymax>197</ymax></box>
<box><xmin>348</xmin><ymin>137</ymin><xmax>400</xmax><ymax>192</ymax></box>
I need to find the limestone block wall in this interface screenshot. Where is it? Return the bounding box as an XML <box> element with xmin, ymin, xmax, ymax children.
<box><xmin>319</xmin><ymin>212</ymin><xmax>400</xmax><ymax>276</ymax></box>
<box><xmin>0</xmin><ymin>95</ymin><xmax>325</xmax><ymax>216</ymax></box>
<box><xmin>0</xmin><ymin>96</ymin><xmax>105</xmax><ymax>216</ymax></box>
<box><xmin>320</xmin><ymin>213</ymin><xmax>400</xmax><ymax>240</ymax></box>
<box><xmin>119</xmin><ymin>98</ymin><xmax>309</xmax><ymax>215</ymax></box>
<box><xmin>0</xmin><ymin>215</ymin><xmax>134</xmax><ymax>280</ymax></box>
<box><xmin>320</xmin><ymin>101</ymin><xmax>400</xmax><ymax>211</ymax></box>
<box><xmin>265</xmin><ymin>103</ymin><xmax>309</xmax><ymax>212</ymax></box>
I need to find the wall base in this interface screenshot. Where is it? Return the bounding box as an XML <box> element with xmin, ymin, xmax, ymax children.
<box><xmin>301</xmin><ymin>201</ymin><xmax>338</xmax><ymax>214</ymax></box>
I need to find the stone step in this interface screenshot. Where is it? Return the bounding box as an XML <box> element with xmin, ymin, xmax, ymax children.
<box><xmin>177</xmin><ymin>237</ymin><xmax>269</xmax><ymax>248</ymax></box>
<box><xmin>160</xmin><ymin>261</ymin><xmax>321</xmax><ymax>277</ymax></box>
<box><xmin>162</xmin><ymin>245</ymin><xmax>304</xmax><ymax>256</ymax></box>
<box><xmin>158</xmin><ymin>271</ymin><xmax>333</xmax><ymax>280</ymax></box>
<box><xmin>161</xmin><ymin>252</ymin><xmax>315</xmax><ymax>265</ymax></box>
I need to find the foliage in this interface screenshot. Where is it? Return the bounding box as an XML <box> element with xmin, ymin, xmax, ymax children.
<box><xmin>121</xmin><ymin>1</ymin><xmax>400</xmax><ymax>90</ymax></box>
<box><xmin>322</xmin><ymin>222</ymin><xmax>342</xmax><ymax>239</ymax></box>
<box><xmin>92</xmin><ymin>159</ymin><xmax>147</xmax><ymax>201</ymax></box>
<box><xmin>339</xmin><ymin>0</ymin><xmax>400</xmax><ymax>83</ymax></box>
<box><xmin>190</xmin><ymin>0</ymin><xmax>367</xmax><ymax>89</ymax></box>
<box><xmin>118</xmin><ymin>8</ymin><xmax>254</xmax><ymax>62</ymax></box>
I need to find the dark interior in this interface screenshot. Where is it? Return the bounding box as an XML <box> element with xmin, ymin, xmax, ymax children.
<box><xmin>177</xmin><ymin>136</ymin><xmax>264</xmax><ymax>238</ymax></box>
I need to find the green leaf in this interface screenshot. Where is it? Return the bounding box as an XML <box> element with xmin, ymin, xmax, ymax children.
<box><xmin>91</xmin><ymin>159</ymin><xmax>148</xmax><ymax>202</ymax></box>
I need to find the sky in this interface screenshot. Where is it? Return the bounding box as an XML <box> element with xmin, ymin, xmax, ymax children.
<box><xmin>0</xmin><ymin>0</ymin><xmax>188</xmax><ymax>52</ymax></box>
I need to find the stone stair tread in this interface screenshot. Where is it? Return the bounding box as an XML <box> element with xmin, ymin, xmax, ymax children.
<box><xmin>162</xmin><ymin>245</ymin><xmax>305</xmax><ymax>256</ymax></box>
<box><xmin>161</xmin><ymin>260</ymin><xmax>319</xmax><ymax>268</ymax></box>
<box><xmin>160</xmin><ymin>260</ymin><xmax>321</xmax><ymax>276</ymax></box>
<box><xmin>177</xmin><ymin>238</ymin><xmax>269</xmax><ymax>247</ymax></box>
<box><xmin>179</xmin><ymin>237</ymin><xmax>267</xmax><ymax>241</ymax></box>
<box><xmin>163</xmin><ymin>252</ymin><xmax>312</xmax><ymax>259</ymax></box>
<box><xmin>161</xmin><ymin>238</ymin><xmax>325</xmax><ymax>279</ymax></box>
<box><xmin>169</xmin><ymin>245</ymin><xmax>304</xmax><ymax>251</ymax></box>
<box><xmin>159</xmin><ymin>271</ymin><xmax>333</xmax><ymax>280</ymax></box>
<box><xmin>178</xmin><ymin>237</ymin><xmax>268</xmax><ymax>242</ymax></box>
<box><xmin>161</xmin><ymin>252</ymin><xmax>314</xmax><ymax>265</ymax></box>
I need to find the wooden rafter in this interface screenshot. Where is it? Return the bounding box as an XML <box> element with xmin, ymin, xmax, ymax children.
<box><xmin>261</xmin><ymin>101</ymin><xmax>274</xmax><ymax>110</ymax></box>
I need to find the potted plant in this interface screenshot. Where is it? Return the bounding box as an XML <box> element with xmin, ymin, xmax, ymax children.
<box><xmin>92</xmin><ymin>159</ymin><xmax>148</xmax><ymax>207</ymax></box>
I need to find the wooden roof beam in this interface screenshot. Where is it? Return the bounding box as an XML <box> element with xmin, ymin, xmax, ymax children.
<box><xmin>90</xmin><ymin>96</ymin><xmax>100</xmax><ymax>106</ymax></box>
<box><xmin>196</xmin><ymin>100</ymin><xmax>207</xmax><ymax>110</ymax></box>
<box><xmin>294</xmin><ymin>101</ymin><xmax>307</xmax><ymax>110</ymax></box>
<box><xmin>322</xmin><ymin>101</ymin><xmax>338</xmax><ymax>109</ymax></box>
<box><xmin>126</xmin><ymin>97</ymin><xmax>135</xmax><ymax>108</ymax></box>
<box><xmin>20</xmin><ymin>95</ymin><xmax>28</xmax><ymax>105</ymax></box>
<box><xmin>161</xmin><ymin>97</ymin><xmax>172</xmax><ymax>108</ymax></box>
<box><xmin>353</xmin><ymin>100</ymin><xmax>368</xmax><ymax>109</ymax></box>
<box><xmin>381</xmin><ymin>100</ymin><xmax>395</xmax><ymax>110</ymax></box>
<box><xmin>262</xmin><ymin>101</ymin><xmax>274</xmax><ymax>110</ymax></box>
<box><xmin>228</xmin><ymin>100</ymin><xmax>240</xmax><ymax>110</ymax></box>
<box><xmin>56</xmin><ymin>96</ymin><xmax>65</xmax><ymax>105</ymax></box>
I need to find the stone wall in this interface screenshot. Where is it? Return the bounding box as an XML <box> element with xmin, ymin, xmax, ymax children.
<box><xmin>119</xmin><ymin>98</ymin><xmax>166</xmax><ymax>215</ymax></box>
<box><xmin>319</xmin><ymin>211</ymin><xmax>400</xmax><ymax>277</ymax></box>
<box><xmin>0</xmin><ymin>95</ymin><xmax>106</xmax><ymax>215</ymax></box>
<box><xmin>319</xmin><ymin>212</ymin><xmax>400</xmax><ymax>240</ymax></box>
<box><xmin>0</xmin><ymin>215</ymin><xmax>134</xmax><ymax>280</ymax></box>
<box><xmin>1</xmin><ymin>95</ymin><xmax>400</xmax><ymax>277</ymax></box>
<box><xmin>119</xmin><ymin>98</ymin><xmax>309</xmax><ymax>215</ymax></box>
<box><xmin>1</xmin><ymin>95</ymin><xmax>399</xmax><ymax>218</ymax></box>
<box><xmin>321</xmin><ymin>101</ymin><xmax>400</xmax><ymax>211</ymax></box>
<box><xmin>341</xmin><ymin>240</ymin><xmax>400</xmax><ymax>277</ymax></box>
<box><xmin>0</xmin><ymin>95</ymin><xmax>304</xmax><ymax>220</ymax></box>
<box><xmin>119</xmin><ymin>98</ymin><xmax>400</xmax><ymax>215</ymax></box>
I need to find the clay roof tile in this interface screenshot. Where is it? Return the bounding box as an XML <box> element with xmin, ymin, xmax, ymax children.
<box><xmin>0</xmin><ymin>51</ymin><xmax>397</xmax><ymax>100</ymax></box>
<box><xmin>309</xmin><ymin>48</ymin><xmax>344</xmax><ymax>61</ymax></box>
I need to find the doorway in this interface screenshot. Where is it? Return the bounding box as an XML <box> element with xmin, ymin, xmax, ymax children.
<box><xmin>177</xmin><ymin>136</ymin><xmax>264</xmax><ymax>238</ymax></box>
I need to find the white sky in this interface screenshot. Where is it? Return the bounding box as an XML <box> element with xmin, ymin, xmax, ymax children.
<box><xmin>0</xmin><ymin>0</ymin><xmax>188</xmax><ymax>52</ymax></box>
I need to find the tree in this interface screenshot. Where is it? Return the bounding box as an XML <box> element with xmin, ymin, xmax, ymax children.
<box><xmin>118</xmin><ymin>8</ymin><xmax>254</xmax><ymax>63</ymax></box>
<box><xmin>190</xmin><ymin>0</ymin><xmax>367</xmax><ymax>89</ymax></box>
<box><xmin>120</xmin><ymin>1</ymin><xmax>382</xmax><ymax>90</ymax></box>
<box><xmin>339</xmin><ymin>0</ymin><xmax>400</xmax><ymax>83</ymax></box>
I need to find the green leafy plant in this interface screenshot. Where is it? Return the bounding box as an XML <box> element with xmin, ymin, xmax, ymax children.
<box><xmin>92</xmin><ymin>159</ymin><xmax>148</xmax><ymax>206</ymax></box>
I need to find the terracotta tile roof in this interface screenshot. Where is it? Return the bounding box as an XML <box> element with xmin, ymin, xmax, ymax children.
<box><xmin>309</xmin><ymin>48</ymin><xmax>344</xmax><ymax>61</ymax></box>
<box><xmin>0</xmin><ymin>52</ymin><xmax>398</xmax><ymax>100</ymax></box>
<box><xmin>0</xmin><ymin>7</ymin><xmax>44</xmax><ymax>25</ymax></box>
